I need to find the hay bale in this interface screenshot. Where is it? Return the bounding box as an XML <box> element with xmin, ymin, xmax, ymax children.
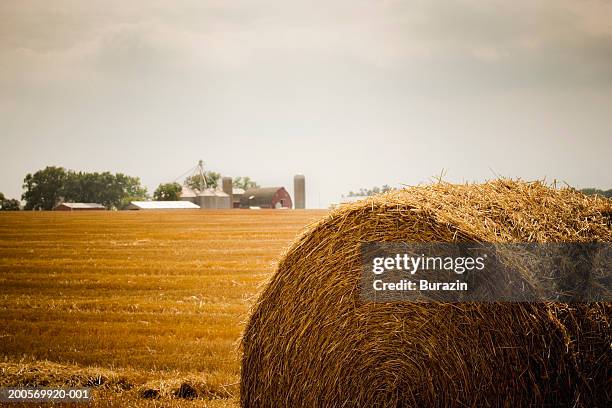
<box><xmin>241</xmin><ymin>180</ymin><xmax>611</xmax><ymax>407</ymax></box>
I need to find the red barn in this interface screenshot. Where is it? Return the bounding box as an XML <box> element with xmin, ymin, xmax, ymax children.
<box><xmin>240</xmin><ymin>187</ymin><xmax>293</xmax><ymax>209</ymax></box>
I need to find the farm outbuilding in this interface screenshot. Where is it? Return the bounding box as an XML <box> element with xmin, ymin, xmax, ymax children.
<box><xmin>232</xmin><ymin>188</ymin><xmax>245</xmax><ymax>208</ymax></box>
<box><xmin>240</xmin><ymin>187</ymin><xmax>292</xmax><ymax>209</ymax></box>
<box><xmin>180</xmin><ymin>186</ymin><xmax>230</xmax><ymax>209</ymax></box>
<box><xmin>196</xmin><ymin>190</ymin><xmax>230</xmax><ymax>209</ymax></box>
<box><xmin>53</xmin><ymin>203</ymin><xmax>106</xmax><ymax>211</ymax></box>
<box><xmin>214</xmin><ymin>191</ymin><xmax>231</xmax><ymax>209</ymax></box>
<box><xmin>127</xmin><ymin>201</ymin><xmax>200</xmax><ymax>210</ymax></box>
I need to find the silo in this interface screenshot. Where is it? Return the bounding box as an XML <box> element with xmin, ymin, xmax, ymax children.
<box><xmin>222</xmin><ymin>176</ymin><xmax>233</xmax><ymax>207</ymax></box>
<box><xmin>215</xmin><ymin>191</ymin><xmax>231</xmax><ymax>209</ymax></box>
<box><xmin>180</xmin><ymin>186</ymin><xmax>197</xmax><ymax>204</ymax></box>
<box><xmin>196</xmin><ymin>190</ymin><xmax>216</xmax><ymax>209</ymax></box>
<box><xmin>293</xmin><ymin>174</ymin><xmax>306</xmax><ymax>209</ymax></box>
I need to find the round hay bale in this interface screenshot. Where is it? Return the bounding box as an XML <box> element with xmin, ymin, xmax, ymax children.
<box><xmin>241</xmin><ymin>180</ymin><xmax>611</xmax><ymax>407</ymax></box>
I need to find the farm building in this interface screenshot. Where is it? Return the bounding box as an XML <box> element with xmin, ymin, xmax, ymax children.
<box><xmin>179</xmin><ymin>186</ymin><xmax>230</xmax><ymax>209</ymax></box>
<box><xmin>127</xmin><ymin>201</ymin><xmax>200</xmax><ymax>210</ymax></box>
<box><xmin>240</xmin><ymin>187</ymin><xmax>292</xmax><ymax>209</ymax></box>
<box><xmin>53</xmin><ymin>203</ymin><xmax>106</xmax><ymax>211</ymax></box>
<box><xmin>174</xmin><ymin>160</ymin><xmax>305</xmax><ymax>210</ymax></box>
<box><xmin>232</xmin><ymin>188</ymin><xmax>245</xmax><ymax>208</ymax></box>
<box><xmin>196</xmin><ymin>190</ymin><xmax>231</xmax><ymax>209</ymax></box>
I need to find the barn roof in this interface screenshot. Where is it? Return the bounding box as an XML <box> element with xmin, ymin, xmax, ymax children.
<box><xmin>128</xmin><ymin>201</ymin><xmax>200</xmax><ymax>210</ymax></box>
<box><xmin>55</xmin><ymin>203</ymin><xmax>105</xmax><ymax>209</ymax></box>
<box><xmin>195</xmin><ymin>189</ymin><xmax>229</xmax><ymax>197</ymax></box>
<box><xmin>243</xmin><ymin>187</ymin><xmax>284</xmax><ymax>201</ymax></box>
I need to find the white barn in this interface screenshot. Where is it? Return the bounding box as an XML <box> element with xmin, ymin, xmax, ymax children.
<box><xmin>127</xmin><ymin>201</ymin><xmax>200</xmax><ymax>210</ymax></box>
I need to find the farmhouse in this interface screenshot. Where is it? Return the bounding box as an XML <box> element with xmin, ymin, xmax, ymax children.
<box><xmin>240</xmin><ymin>187</ymin><xmax>293</xmax><ymax>209</ymax></box>
<box><xmin>54</xmin><ymin>203</ymin><xmax>106</xmax><ymax>211</ymax></box>
<box><xmin>127</xmin><ymin>201</ymin><xmax>200</xmax><ymax>210</ymax></box>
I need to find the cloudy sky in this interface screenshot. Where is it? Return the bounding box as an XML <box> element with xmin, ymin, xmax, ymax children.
<box><xmin>1</xmin><ymin>0</ymin><xmax>611</xmax><ymax>207</ymax></box>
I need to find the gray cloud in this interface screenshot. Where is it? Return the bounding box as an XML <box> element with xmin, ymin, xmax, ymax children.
<box><xmin>1</xmin><ymin>1</ymin><xmax>611</xmax><ymax>207</ymax></box>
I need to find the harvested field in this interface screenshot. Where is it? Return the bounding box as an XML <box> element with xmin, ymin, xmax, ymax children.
<box><xmin>242</xmin><ymin>180</ymin><xmax>611</xmax><ymax>407</ymax></box>
<box><xmin>0</xmin><ymin>209</ymin><xmax>327</xmax><ymax>406</ymax></box>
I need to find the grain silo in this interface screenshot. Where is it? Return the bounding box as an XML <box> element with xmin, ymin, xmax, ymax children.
<box><xmin>215</xmin><ymin>191</ymin><xmax>231</xmax><ymax>209</ymax></box>
<box><xmin>196</xmin><ymin>189</ymin><xmax>231</xmax><ymax>209</ymax></box>
<box><xmin>222</xmin><ymin>176</ymin><xmax>233</xmax><ymax>207</ymax></box>
<box><xmin>196</xmin><ymin>190</ymin><xmax>216</xmax><ymax>209</ymax></box>
<box><xmin>293</xmin><ymin>174</ymin><xmax>305</xmax><ymax>209</ymax></box>
<box><xmin>180</xmin><ymin>186</ymin><xmax>197</xmax><ymax>204</ymax></box>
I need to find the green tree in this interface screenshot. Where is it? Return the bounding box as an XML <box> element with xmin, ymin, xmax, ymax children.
<box><xmin>22</xmin><ymin>167</ymin><xmax>148</xmax><ymax>210</ymax></box>
<box><xmin>64</xmin><ymin>171</ymin><xmax>120</xmax><ymax>208</ymax></box>
<box><xmin>185</xmin><ymin>172</ymin><xmax>221</xmax><ymax>191</ymax></box>
<box><xmin>22</xmin><ymin>166</ymin><xmax>70</xmax><ymax>210</ymax></box>
<box><xmin>0</xmin><ymin>192</ymin><xmax>20</xmax><ymax>210</ymax></box>
<box><xmin>347</xmin><ymin>185</ymin><xmax>394</xmax><ymax>197</ymax></box>
<box><xmin>154</xmin><ymin>182</ymin><xmax>182</xmax><ymax>201</ymax></box>
<box><xmin>112</xmin><ymin>173</ymin><xmax>148</xmax><ymax>209</ymax></box>
<box><xmin>0</xmin><ymin>198</ymin><xmax>20</xmax><ymax>211</ymax></box>
<box><xmin>63</xmin><ymin>171</ymin><xmax>147</xmax><ymax>209</ymax></box>
<box><xmin>233</xmin><ymin>176</ymin><xmax>259</xmax><ymax>190</ymax></box>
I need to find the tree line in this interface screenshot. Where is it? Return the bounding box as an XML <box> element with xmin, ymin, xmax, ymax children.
<box><xmin>8</xmin><ymin>167</ymin><xmax>609</xmax><ymax>210</ymax></box>
<box><xmin>579</xmin><ymin>188</ymin><xmax>612</xmax><ymax>198</ymax></box>
<box><xmin>345</xmin><ymin>185</ymin><xmax>394</xmax><ymax>197</ymax></box>
<box><xmin>19</xmin><ymin>166</ymin><xmax>148</xmax><ymax>210</ymax></box>
<box><xmin>0</xmin><ymin>165</ymin><xmax>262</xmax><ymax>210</ymax></box>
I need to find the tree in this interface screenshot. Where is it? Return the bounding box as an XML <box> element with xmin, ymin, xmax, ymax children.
<box><xmin>115</xmin><ymin>173</ymin><xmax>148</xmax><ymax>209</ymax></box>
<box><xmin>22</xmin><ymin>167</ymin><xmax>148</xmax><ymax>210</ymax></box>
<box><xmin>22</xmin><ymin>166</ymin><xmax>70</xmax><ymax>210</ymax></box>
<box><xmin>0</xmin><ymin>192</ymin><xmax>21</xmax><ymax>210</ymax></box>
<box><xmin>154</xmin><ymin>182</ymin><xmax>182</xmax><ymax>201</ymax></box>
<box><xmin>62</xmin><ymin>171</ymin><xmax>148</xmax><ymax>209</ymax></box>
<box><xmin>1</xmin><ymin>198</ymin><xmax>20</xmax><ymax>211</ymax></box>
<box><xmin>346</xmin><ymin>185</ymin><xmax>394</xmax><ymax>197</ymax></box>
<box><xmin>185</xmin><ymin>171</ymin><xmax>221</xmax><ymax>191</ymax></box>
<box><xmin>63</xmin><ymin>171</ymin><xmax>120</xmax><ymax>208</ymax></box>
<box><xmin>233</xmin><ymin>176</ymin><xmax>259</xmax><ymax>190</ymax></box>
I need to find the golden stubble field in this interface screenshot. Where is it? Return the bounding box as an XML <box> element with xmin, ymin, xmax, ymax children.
<box><xmin>0</xmin><ymin>209</ymin><xmax>327</xmax><ymax>407</ymax></box>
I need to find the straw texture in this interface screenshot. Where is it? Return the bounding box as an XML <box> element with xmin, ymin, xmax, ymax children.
<box><xmin>241</xmin><ymin>180</ymin><xmax>611</xmax><ymax>407</ymax></box>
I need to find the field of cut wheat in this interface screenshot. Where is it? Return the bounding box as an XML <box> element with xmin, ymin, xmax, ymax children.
<box><xmin>0</xmin><ymin>209</ymin><xmax>327</xmax><ymax>406</ymax></box>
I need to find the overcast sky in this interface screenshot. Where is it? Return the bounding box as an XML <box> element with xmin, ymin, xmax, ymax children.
<box><xmin>1</xmin><ymin>0</ymin><xmax>611</xmax><ymax>208</ymax></box>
